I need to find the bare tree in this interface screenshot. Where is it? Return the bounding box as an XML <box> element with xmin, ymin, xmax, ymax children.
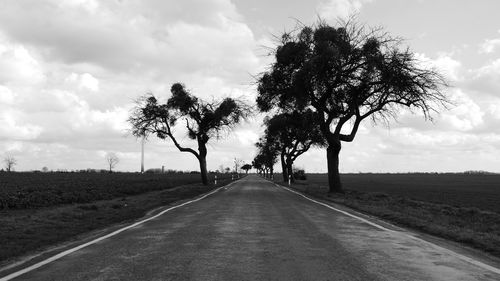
<box><xmin>4</xmin><ymin>155</ymin><xmax>17</xmax><ymax>172</ymax></box>
<box><xmin>234</xmin><ymin>158</ymin><xmax>243</xmax><ymax>174</ymax></box>
<box><xmin>129</xmin><ymin>83</ymin><xmax>251</xmax><ymax>185</ymax></box>
<box><xmin>105</xmin><ymin>152</ymin><xmax>119</xmax><ymax>173</ymax></box>
<box><xmin>257</xmin><ymin>19</ymin><xmax>449</xmax><ymax>192</ymax></box>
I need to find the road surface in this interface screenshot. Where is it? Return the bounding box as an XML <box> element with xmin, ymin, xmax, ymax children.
<box><xmin>2</xmin><ymin>175</ymin><xmax>500</xmax><ymax>280</ymax></box>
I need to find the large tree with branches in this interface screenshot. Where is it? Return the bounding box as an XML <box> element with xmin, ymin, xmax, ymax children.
<box><xmin>257</xmin><ymin>19</ymin><xmax>449</xmax><ymax>193</ymax></box>
<box><xmin>129</xmin><ymin>83</ymin><xmax>250</xmax><ymax>185</ymax></box>
<box><xmin>264</xmin><ymin>109</ymin><xmax>324</xmax><ymax>182</ymax></box>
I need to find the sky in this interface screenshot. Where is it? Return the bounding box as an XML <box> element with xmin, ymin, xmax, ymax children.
<box><xmin>1</xmin><ymin>0</ymin><xmax>500</xmax><ymax>173</ymax></box>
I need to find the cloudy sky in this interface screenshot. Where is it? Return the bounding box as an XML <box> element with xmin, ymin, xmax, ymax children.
<box><xmin>1</xmin><ymin>0</ymin><xmax>499</xmax><ymax>173</ymax></box>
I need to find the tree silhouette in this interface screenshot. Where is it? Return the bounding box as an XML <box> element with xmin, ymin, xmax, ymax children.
<box><xmin>105</xmin><ymin>152</ymin><xmax>119</xmax><ymax>173</ymax></box>
<box><xmin>263</xmin><ymin>109</ymin><xmax>324</xmax><ymax>182</ymax></box>
<box><xmin>252</xmin><ymin>159</ymin><xmax>263</xmax><ymax>175</ymax></box>
<box><xmin>257</xmin><ymin>19</ymin><xmax>448</xmax><ymax>192</ymax></box>
<box><xmin>241</xmin><ymin>163</ymin><xmax>252</xmax><ymax>174</ymax></box>
<box><xmin>254</xmin><ymin>136</ymin><xmax>280</xmax><ymax>178</ymax></box>
<box><xmin>129</xmin><ymin>83</ymin><xmax>250</xmax><ymax>185</ymax></box>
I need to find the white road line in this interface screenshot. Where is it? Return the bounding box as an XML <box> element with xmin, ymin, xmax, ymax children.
<box><xmin>0</xmin><ymin>182</ymin><xmax>235</xmax><ymax>281</ymax></box>
<box><xmin>277</xmin><ymin>183</ymin><xmax>500</xmax><ymax>276</ymax></box>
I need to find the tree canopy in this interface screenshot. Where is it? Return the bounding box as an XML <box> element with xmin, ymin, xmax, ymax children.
<box><xmin>129</xmin><ymin>83</ymin><xmax>251</xmax><ymax>184</ymax></box>
<box><xmin>257</xmin><ymin>19</ymin><xmax>449</xmax><ymax>192</ymax></box>
<box><xmin>241</xmin><ymin>164</ymin><xmax>252</xmax><ymax>174</ymax></box>
<box><xmin>263</xmin><ymin>109</ymin><xmax>324</xmax><ymax>182</ymax></box>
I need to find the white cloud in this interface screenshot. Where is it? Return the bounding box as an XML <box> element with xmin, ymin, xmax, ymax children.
<box><xmin>59</xmin><ymin>0</ymin><xmax>100</xmax><ymax>13</ymax></box>
<box><xmin>480</xmin><ymin>39</ymin><xmax>500</xmax><ymax>53</ymax></box>
<box><xmin>235</xmin><ymin>130</ymin><xmax>259</xmax><ymax>146</ymax></box>
<box><xmin>0</xmin><ymin>39</ymin><xmax>45</xmax><ymax>85</ymax></box>
<box><xmin>465</xmin><ymin>58</ymin><xmax>500</xmax><ymax>97</ymax></box>
<box><xmin>474</xmin><ymin>58</ymin><xmax>500</xmax><ymax>76</ymax></box>
<box><xmin>66</xmin><ymin>73</ymin><xmax>99</xmax><ymax>92</ymax></box>
<box><xmin>0</xmin><ymin>111</ymin><xmax>43</xmax><ymax>141</ymax></box>
<box><xmin>414</xmin><ymin>52</ymin><xmax>462</xmax><ymax>81</ymax></box>
<box><xmin>317</xmin><ymin>0</ymin><xmax>373</xmax><ymax>20</ymax></box>
<box><xmin>0</xmin><ymin>85</ymin><xmax>16</xmax><ymax>104</ymax></box>
<box><xmin>0</xmin><ymin>0</ymin><xmax>260</xmax><ymax>79</ymax></box>
<box><xmin>440</xmin><ymin>89</ymin><xmax>484</xmax><ymax>131</ymax></box>
<box><xmin>479</xmin><ymin>30</ymin><xmax>500</xmax><ymax>53</ymax></box>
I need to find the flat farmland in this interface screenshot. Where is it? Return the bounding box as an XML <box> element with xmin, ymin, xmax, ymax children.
<box><xmin>0</xmin><ymin>172</ymin><xmax>209</xmax><ymax>209</ymax></box>
<box><xmin>303</xmin><ymin>173</ymin><xmax>500</xmax><ymax>213</ymax></box>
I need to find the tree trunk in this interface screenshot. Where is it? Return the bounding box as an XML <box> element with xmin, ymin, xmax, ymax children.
<box><xmin>197</xmin><ymin>140</ymin><xmax>209</xmax><ymax>185</ymax></box>
<box><xmin>286</xmin><ymin>160</ymin><xmax>294</xmax><ymax>183</ymax></box>
<box><xmin>281</xmin><ymin>152</ymin><xmax>288</xmax><ymax>182</ymax></box>
<box><xmin>326</xmin><ymin>142</ymin><xmax>343</xmax><ymax>193</ymax></box>
<box><xmin>199</xmin><ymin>156</ymin><xmax>208</xmax><ymax>185</ymax></box>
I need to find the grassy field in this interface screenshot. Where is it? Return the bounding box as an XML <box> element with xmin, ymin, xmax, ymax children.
<box><xmin>0</xmin><ymin>172</ymin><xmax>214</xmax><ymax>209</ymax></box>
<box><xmin>307</xmin><ymin>173</ymin><xmax>500</xmax><ymax>213</ymax></box>
<box><xmin>0</xmin><ymin>172</ymin><xmax>234</xmax><ymax>265</ymax></box>
<box><xmin>280</xmin><ymin>173</ymin><xmax>500</xmax><ymax>258</ymax></box>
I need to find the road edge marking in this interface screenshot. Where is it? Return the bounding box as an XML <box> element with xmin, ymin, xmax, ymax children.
<box><xmin>277</xmin><ymin>183</ymin><xmax>500</xmax><ymax>275</ymax></box>
<box><xmin>0</xmin><ymin>181</ymin><xmax>236</xmax><ymax>281</ymax></box>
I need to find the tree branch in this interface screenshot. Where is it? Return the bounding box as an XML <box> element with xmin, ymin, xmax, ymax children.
<box><xmin>339</xmin><ymin>116</ymin><xmax>362</xmax><ymax>142</ymax></box>
<box><xmin>166</xmin><ymin>132</ymin><xmax>200</xmax><ymax>159</ymax></box>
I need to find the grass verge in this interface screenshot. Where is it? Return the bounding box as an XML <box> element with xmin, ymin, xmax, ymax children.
<box><xmin>277</xmin><ymin>180</ymin><xmax>500</xmax><ymax>258</ymax></box>
<box><xmin>0</xmin><ymin>179</ymin><xmax>233</xmax><ymax>265</ymax></box>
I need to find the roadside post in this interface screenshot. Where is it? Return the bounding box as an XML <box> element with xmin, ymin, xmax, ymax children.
<box><xmin>215</xmin><ymin>175</ymin><xmax>217</xmax><ymax>185</ymax></box>
<box><xmin>288</xmin><ymin>174</ymin><xmax>291</xmax><ymax>186</ymax></box>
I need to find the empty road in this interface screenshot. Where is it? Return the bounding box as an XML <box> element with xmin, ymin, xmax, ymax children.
<box><xmin>2</xmin><ymin>175</ymin><xmax>500</xmax><ymax>280</ymax></box>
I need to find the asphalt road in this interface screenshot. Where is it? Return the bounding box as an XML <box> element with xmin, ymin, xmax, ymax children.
<box><xmin>3</xmin><ymin>175</ymin><xmax>500</xmax><ymax>280</ymax></box>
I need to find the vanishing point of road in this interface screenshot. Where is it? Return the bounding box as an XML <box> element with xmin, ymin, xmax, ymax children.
<box><xmin>2</xmin><ymin>175</ymin><xmax>500</xmax><ymax>280</ymax></box>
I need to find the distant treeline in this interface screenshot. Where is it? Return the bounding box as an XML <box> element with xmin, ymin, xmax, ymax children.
<box><xmin>1</xmin><ymin>168</ymin><xmax>236</xmax><ymax>174</ymax></box>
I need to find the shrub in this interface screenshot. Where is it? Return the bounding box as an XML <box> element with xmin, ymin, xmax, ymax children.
<box><xmin>293</xmin><ymin>168</ymin><xmax>307</xmax><ymax>180</ymax></box>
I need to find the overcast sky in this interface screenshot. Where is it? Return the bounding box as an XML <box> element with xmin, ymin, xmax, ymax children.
<box><xmin>1</xmin><ymin>0</ymin><xmax>500</xmax><ymax>173</ymax></box>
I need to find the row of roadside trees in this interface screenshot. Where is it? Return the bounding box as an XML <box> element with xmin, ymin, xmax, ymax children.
<box><xmin>129</xmin><ymin>17</ymin><xmax>449</xmax><ymax>193</ymax></box>
<box><xmin>252</xmin><ymin>18</ymin><xmax>448</xmax><ymax>192</ymax></box>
